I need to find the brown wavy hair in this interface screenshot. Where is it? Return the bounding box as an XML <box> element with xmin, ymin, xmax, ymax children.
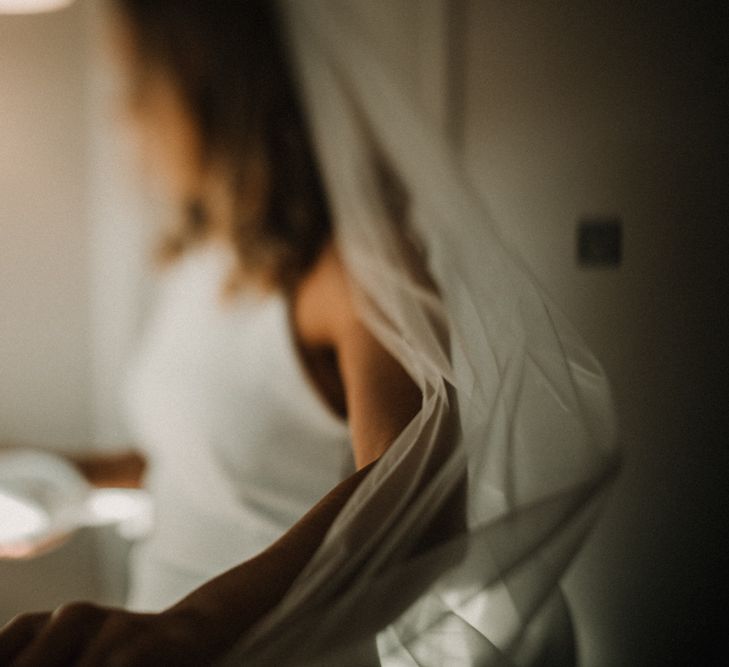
<box><xmin>113</xmin><ymin>0</ymin><xmax>332</xmax><ymax>292</ymax></box>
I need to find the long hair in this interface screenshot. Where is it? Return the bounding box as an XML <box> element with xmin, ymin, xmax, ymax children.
<box><xmin>114</xmin><ymin>0</ymin><xmax>332</xmax><ymax>292</ymax></box>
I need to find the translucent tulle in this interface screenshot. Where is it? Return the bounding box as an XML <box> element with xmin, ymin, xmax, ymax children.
<box><xmin>220</xmin><ymin>2</ymin><xmax>620</xmax><ymax>664</ymax></box>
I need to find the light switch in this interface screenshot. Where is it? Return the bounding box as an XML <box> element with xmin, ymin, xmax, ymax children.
<box><xmin>577</xmin><ymin>218</ymin><xmax>622</xmax><ymax>267</ymax></box>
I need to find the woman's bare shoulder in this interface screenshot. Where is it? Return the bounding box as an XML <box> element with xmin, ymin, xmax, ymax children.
<box><xmin>293</xmin><ymin>242</ymin><xmax>358</xmax><ymax>346</ymax></box>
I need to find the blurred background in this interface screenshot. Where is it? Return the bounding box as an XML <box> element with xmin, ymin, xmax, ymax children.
<box><xmin>0</xmin><ymin>1</ymin><xmax>726</xmax><ymax>664</ymax></box>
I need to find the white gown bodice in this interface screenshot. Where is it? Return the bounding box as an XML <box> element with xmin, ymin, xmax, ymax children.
<box><xmin>124</xmin><ymin>243</ymin><xmax>353</xmax><ymax>611</ymax></box>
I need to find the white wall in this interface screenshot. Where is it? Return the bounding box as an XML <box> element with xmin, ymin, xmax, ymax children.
<box><xmin>460</xmin><ymin>2</ymin><xmax>728</xmax><ymax>664</ymax></box>
<box><xmin>0</xmin><ymin>2</ymin><xmax>92</xmax><ymax>449</ymax></box>
<box><xmin>0</xmin><ymin>0</ymin><xmax>156</xmax><ymax>451</ymax></box>
<box><xmin>83</xmin><ymin>0</ymin><xmax>157</xmax><ymax>449</ymax></box>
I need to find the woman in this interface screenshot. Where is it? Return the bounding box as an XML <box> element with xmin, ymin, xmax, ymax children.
<box><xmin>0</xmin><ymin>1</ymin><xmax>618</xmax><ymax>665</ymax></box>
<box><xmin>1</xmin><ymin>1</ymin><xmax>423</xmax><ymax>665</ymax></box>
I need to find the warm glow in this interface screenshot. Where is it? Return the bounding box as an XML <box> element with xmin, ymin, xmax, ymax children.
<box><xmin>0</xmin><ymin>0</ymin><xmax>74</xmax><ymax>14</ymax></box>
<box><xmin>0</xmin><ymin>489</ymin><xmax>50</xmax><ymax>544</ymax></box>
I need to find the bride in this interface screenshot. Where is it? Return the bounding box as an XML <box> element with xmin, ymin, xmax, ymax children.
<box><xmin>0</xmin><ymin>1</ymin><xmax>618</xmax><ymax>665</ymax></box>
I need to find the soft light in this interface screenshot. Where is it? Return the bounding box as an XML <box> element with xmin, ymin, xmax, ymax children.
<box><xmin>86</xmin><ymin>488</ymin><xmax>146</xmax><ymax>523</ymax></box>
<box><xmin>0</xmin><ymin>489</ymin><xmax>50</xmax><ymax>544</ymax></box>
<box><xmin>0</xmin><ymin>0</ymin><xmax>75</xmax><ymax>14</ymax></box>
<box><xmin>85</xmin><ymin>488</ymin><xmax>153</xmax><ymax>540</ymax></box>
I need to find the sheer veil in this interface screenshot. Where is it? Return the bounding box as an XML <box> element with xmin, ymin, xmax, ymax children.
<box><xmin>221</xmin><ymin>1</ymin><xmax>620</xmax><ymax>664</ymax></box>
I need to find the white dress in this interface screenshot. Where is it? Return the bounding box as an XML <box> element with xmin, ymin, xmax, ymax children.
<box><xmin>124</xmin><ymin>242</ymin><xmax>354</xmax><ymax>612</ymax></box>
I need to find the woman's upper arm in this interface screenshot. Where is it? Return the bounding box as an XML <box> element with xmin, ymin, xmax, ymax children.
<box><xmin>296</xmin><ymin>245</ymin><xmax>422</xmax><ymax>469</ymax></box>
<box><xmin>336</xmin><ymin>318</ymin><xmax>422</xmax><ymax>468</ymax></box>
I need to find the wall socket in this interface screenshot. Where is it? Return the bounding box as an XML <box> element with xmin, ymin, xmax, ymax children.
<box><xmin>577</xmin><ymin>218</ymin><xmax>622</xmax><ymax>267</ymax></box>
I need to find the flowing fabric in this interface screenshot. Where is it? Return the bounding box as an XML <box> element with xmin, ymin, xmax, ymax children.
<box><xmin>220</xmin><ymin>1</ymin><xmax>620</xmax><ymax>664</ymax></box>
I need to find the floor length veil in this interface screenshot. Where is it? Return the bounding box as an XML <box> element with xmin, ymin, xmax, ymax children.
<box><xmin>220</xmin><ymin>2</ymin><xmax>620</xmax><ymax>664</ymax></box>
